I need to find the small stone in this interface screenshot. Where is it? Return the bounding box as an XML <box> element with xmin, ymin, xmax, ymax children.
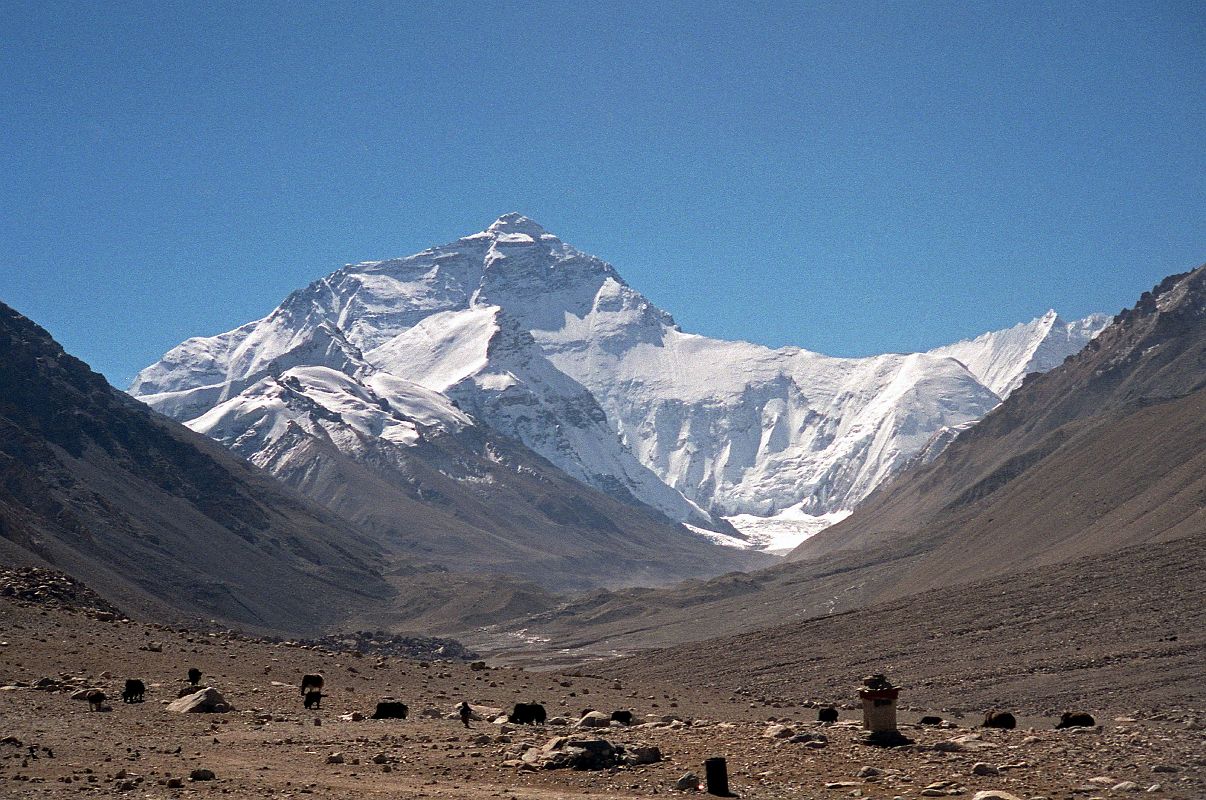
<box><xmin>763</xmin><ymin>724</ymin><xmax>794</xmax><ymax>739</ymax></box>
<box><xmin>674</xmin><ymin>772</ymin><xmax>699</xmax><ymax>791</ymax></box>
<box><xmin>969</xmin><ymin>793</ymin><xmax>1022</xmax><ymax>800</ymax></box>
<box><xmin>326</xmin><ymin>752</ymin><xmax>344</xmax><ymax>765</ymax></box>
<box><xmin>857</xmin><ymin>766</ymin><xmax>881</xmax><ymax>778</ymax></box>
<box><xmin>972</xmin><ymin>762</ymin><xmax>1000</xmax><ymax>776</ymax></box>
<box><xmin>1110</xmin><ymin>782</ymin><xmax>1141</xmax><ymax>793</ymax></box>
<box><xmin>188</xmin><ymin>769</ymin><xmax>215</xmax><ymax>782</ymax></box>
<box><xmin>166</xmin><ymin>777</ymin><xmax>184</xmax><ymax>788</ymax></box>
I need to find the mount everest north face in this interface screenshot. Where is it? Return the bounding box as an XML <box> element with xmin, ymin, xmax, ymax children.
<box><xmin>131</xmin><ymin>214</ymin><xmax>1108</xmax><ymax>553</ymax></box>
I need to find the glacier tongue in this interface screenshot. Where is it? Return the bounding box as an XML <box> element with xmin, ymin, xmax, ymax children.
<box><xmin>130</xmin><ymin>214</ymin><xmax>1109</xmax><ymax>542</ymax></box>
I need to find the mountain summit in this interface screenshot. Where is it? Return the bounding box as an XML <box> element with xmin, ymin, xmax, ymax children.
<box><xmin>132</xmin><ymin>216</ymin><xmax>1107</xmax><ymax>555</ymax></box>
<box><xmin>485</xmin><ymin>212</ymin><xmax>551</xmax><ymax>237</ymax></box>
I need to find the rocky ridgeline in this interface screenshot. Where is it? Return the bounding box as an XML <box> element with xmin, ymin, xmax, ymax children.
<box><xmin>0</xmin><ymin>567</ymin><xmax>123</xmax><ymax>619</ymax></box>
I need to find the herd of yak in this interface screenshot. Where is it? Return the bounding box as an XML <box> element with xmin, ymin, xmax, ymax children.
<box><xmin>77</xmin><ymin>668</ymin><xmax>1099</xmax><ymax>733</ymax></box>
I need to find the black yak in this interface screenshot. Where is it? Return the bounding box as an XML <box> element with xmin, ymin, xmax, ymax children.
<box><xmin>187</xmin><ymin>668</ymin><xmax>202</xmax><ymax>686</ymax></box>
<box><xmin>300</xmin><ymin>674</ymin><xmax>324</xmax><ymax>696</ymax></box>
<box><xmin>610</xmin><ymin>709</ymin><xmax>634</xmax><ymax>725</ymax></box>
<box><xmin>1056</xmin><ymin>712</ymin><xmax>1096</xmax><ymax>729</ymax></box>
<box><xmin>121</xmin><ymin>679</ymin><xmax>145</xmax><ymax>703</ymax></box>
<box><xmin>508</xmin><ymin>702</ymin><xmax>547</xmax><ymax>725</ymax></box>
<box><xmin>370</xmin><ymin>701</ymin><xmax>408</xmax><ymax>720</ymax></box>
<box><xmin>818</xmin><ymin>705</ymin><xmax>838</xmax><ymax>723</ymax></box>
<box><xmin>303</xmin><ymin>691</ymin><xmax>323</xmax><ymax>710</ymax></box>
<box><xmin>983</xmin><ymin>710</ymin><xmax>1017</xmax><ymax>729</ymax></box>
<box><xmin>85</xmin><ymin>690</ymin><xmax>106</xmax><ymax>711</ymax></box>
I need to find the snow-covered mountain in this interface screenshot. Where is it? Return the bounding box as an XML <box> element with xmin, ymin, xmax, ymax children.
<box><xmin>930</xmin><ymin>309</ymin><xmax>1112</xmax><ymax>397</ymax></box>
<box><xmin>131</xmin><ymin>214</ymin><xmax>1107</xmax><ymax>552</ymax></box>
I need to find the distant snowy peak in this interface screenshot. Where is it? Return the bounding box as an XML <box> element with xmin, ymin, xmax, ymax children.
<box><xmin>131</xmin><ymin>213</ymin><xmax>1109</xmax><ymax>545</ymax></box>
<box><xmin>929</xmin><ymin>310</ymin><xmax>1111</xmax><ymax>398</ymax></box>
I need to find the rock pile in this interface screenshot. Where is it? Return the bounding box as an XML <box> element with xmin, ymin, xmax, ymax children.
<box><xmin>0</xmin><ymin>567</ymin><xmax>123</xmax><ymax>618</ymax></box>
<box><xmin>503</xmin><ymin>735</ymin><xmax>662</xmax><ymax>770</ymax></box>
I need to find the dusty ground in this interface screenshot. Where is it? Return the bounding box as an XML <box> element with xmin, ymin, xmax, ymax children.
<box><xmin>1</xmin><ymin>597</ymin><xmax>1203</xmax><ymax>799</ymax></box>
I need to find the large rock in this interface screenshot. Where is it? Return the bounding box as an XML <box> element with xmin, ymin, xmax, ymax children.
<box><xmin>166</xmin><ymin>687</ymin><xmax>232</xmax><ymax>713</ymax></box>
<box><xmin>521</xmin><ymin>736</ymin><xmax>622</xmax><ymax>770</ymax></box>
<box><xmin>576</xmin><ymin>711</ymin><xmax>612</xmax><ymax>729</ymax></box>
<box><xmin>628</xmin><ymin>745</ymin><xmax>662</xmax><ymax>765</ymax></box>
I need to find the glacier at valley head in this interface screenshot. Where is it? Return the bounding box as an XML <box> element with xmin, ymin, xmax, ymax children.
<box><xmin>131</xmin><ymin>213</ymin><xmax>1108</xmax><ymax>549</ymax></box>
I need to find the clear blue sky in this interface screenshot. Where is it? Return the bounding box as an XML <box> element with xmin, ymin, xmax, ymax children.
<box><xmin>2</xmin><ymin>1</ymin><xmax>1203</xmax><ymax>388</ymax></box>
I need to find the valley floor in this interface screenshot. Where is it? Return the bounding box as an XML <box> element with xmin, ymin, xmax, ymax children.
<box><xmin>1</xmin><ymin>597</ymin><xmax>1203</xmax><ymax>799</ymax></box>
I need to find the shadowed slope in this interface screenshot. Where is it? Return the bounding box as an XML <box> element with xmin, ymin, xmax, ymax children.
<box><xmin>0</xmin><ymin>301</ymin><xmax>392</xmax><ymax>634</ymax></box>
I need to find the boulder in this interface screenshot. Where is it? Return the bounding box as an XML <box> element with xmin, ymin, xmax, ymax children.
<box><xmin>576</xmin><ymin>711</ymin><xmax>612</xmax><ymax>728</ymax></box>
<box><xmin>522</xmin><ymin>736</ymin><xmax>621</xmax><ymax>770</ymax></box>
<box><xmin>970</xmin><ymin>792</ymin><xmax>1022</xmax><ymax>800</ymax></box>
<box><xmin>627</xmin><ymin>745</ymin><xmax>662</xmax><ymax>765</ymax></box>
<box><xmin>166</xmin><ymin>688</ymin><xmax>232</xmax><ymax>714</ymax></box>
<box><xmin>763</xmin><ymin>724</ymin><xmax>794</xmax><ymax>739</ymax></box>
<box><xmin>675</xmin><ymin>771</ymin><xmax>700</xmax><ymax>791</ymax></box>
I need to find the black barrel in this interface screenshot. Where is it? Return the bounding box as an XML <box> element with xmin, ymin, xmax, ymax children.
<box><xmin>705</xmin><ymin>756</ymin><xmax>731</xmax><ymax>796</ymax></box>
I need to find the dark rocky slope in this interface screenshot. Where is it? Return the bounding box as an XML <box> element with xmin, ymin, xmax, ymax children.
<box><xmin>0</xmin><ymin>301</ymin><xmax>394</xmax><ymax>634</ymax></box>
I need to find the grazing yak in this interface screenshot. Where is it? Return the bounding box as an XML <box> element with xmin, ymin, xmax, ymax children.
<box><xmin>187</xmin><ymin>668</ymin><xmax>202</xmax><ymax>686</ymax></box>
<box><xmin>300</xmin><ymin>674</ymin><xmax>324</xmax><ymax>696</ymax></box>
<box><xmin>983</xmin><ymin>710</ymin><xmax>1017</xmax><ymax>729</ymax></box>
<box><xmin>1056</xmin><ymin>712</ymin><xmax>1096</xmax><ymax>729</ymax></box>
<box><xmin>371</xmin><ymin>701</ymin><xmax>408</xmax><ymax>720</ymax></box>
<box><xmin>508</xmin><ymin>702</ymin><xmax>547</xmax><ymax>725</ymax></box>
<box><xmin>918</xmin><ymin>716</ymin><xmax>944</xmax><ymax>726</ymax></box>
<box><xmin>817</xmin><ymin>705</ymin><xmax>839</xmax><ymax>723</ymax></box>
<box><xmin>610</xmin><ymin>710</ymin><xmax>634</xmax><ymax>725</ymax></box>
<box><xmin>122</xmin><ymin>679</ymin><xmax>145</xmax><ymax>703</ymax></box>
<box><xmin>85</xmin><ymin>690</ymin><xmax>106</xmax><ymax>711</ymax></box>
<box><xmin>303</xmin><ymin>691</ymin><xmax>323</xmax><ymax>710</ymax></box>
